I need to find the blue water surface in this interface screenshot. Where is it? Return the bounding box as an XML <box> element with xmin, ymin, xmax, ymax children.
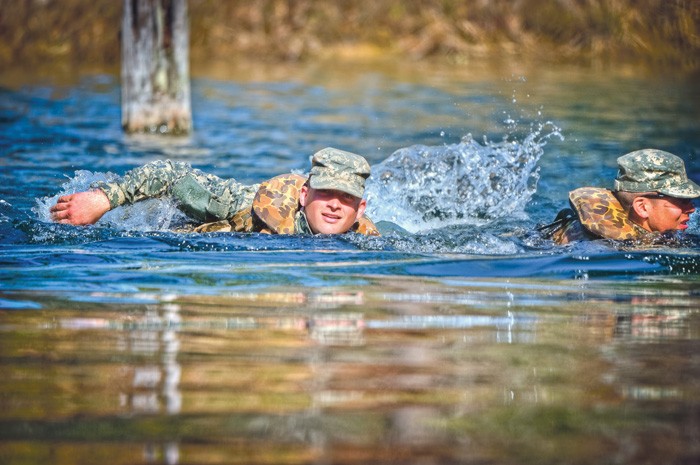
<box><xmin>1</xmin><ymin>62</ymin><xmax>699</xmax><ymax>309</ymax></box>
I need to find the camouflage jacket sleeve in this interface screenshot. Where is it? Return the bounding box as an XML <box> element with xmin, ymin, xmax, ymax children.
<box><xmin>92</xmin><ymin>160</ymin><xmax>260</xmax><ymax>223</ymax></box>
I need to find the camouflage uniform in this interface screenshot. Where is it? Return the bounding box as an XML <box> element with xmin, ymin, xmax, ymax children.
<box><xmin>541</xmin><ymin>149</ymin><xmax>700</xmax><ymax>245</ymax></box>
<box><xmin>539</xmin><ymin>187</ymin><xmax>649</xmax><ymax>244</ymax></box>
<box><xmin>94</xmin><ymin>147</ymin><xmax>380</xmax><ymax>236</ymax></box>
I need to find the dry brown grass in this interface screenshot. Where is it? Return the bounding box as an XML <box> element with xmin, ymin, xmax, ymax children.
<box><xmin>1</xmin><ymin>0</ymin><xmax>698</xmax><ymax>69</ymax></box>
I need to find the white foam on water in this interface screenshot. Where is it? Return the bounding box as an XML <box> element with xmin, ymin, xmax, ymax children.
<box><xmin>365</xmin><ymin>123</ymin><xmax>561</xmax><ymax>233</ymax></box>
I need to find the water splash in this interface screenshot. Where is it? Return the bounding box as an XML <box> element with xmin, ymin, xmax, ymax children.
<box><xmin>365</xmin><ymin>123</ymin><xmax>562</xmax><ymax>233</ymax></box>
<box><xmin>34</xmin><ymin>170</ymin><xmax>188</xmax><ymax>231</ymax></box>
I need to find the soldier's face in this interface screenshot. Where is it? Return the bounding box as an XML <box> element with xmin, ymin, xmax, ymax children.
<box><xmin>644</xmin><ymin>195</ymin><xmax>696</xmax><ymax>232</ymax></box>
<box><xmin>300</xmin><ymin>186</ymin><xmax>366</xmax><ymax>235</ymax></box>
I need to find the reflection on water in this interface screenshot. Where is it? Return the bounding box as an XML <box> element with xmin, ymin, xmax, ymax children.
<box><xmin>1</xmin><ymin>278</ymin><xmax>698</xmax><ymax>464</ymax></box>
<box><xmin>119</xmin><ymin>304</ymin><xmax>182</xmax><ymax>416</ymax></box>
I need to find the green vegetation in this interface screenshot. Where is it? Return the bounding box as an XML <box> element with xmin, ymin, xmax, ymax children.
<box><xmin>1</xmin><ymin>0</ymin><xmax>698</xmax><ymax>69</ymax></box>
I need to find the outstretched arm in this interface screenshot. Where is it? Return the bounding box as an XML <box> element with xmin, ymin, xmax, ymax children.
<box><xmin>50</xmin><ymin>160</ymin><xmax>199</xmax><ymax>226</ymax></box>
<box><xmin>47</xmin><ymin>159</ymin><xmax>185</xmax><ymax>225</ymax></box>
<box><xmin>50</xmin><ymin>160</ymin><xmax>259</xmax><ymax>226</ymax></box>
<box><xmin>50</xmin><ymin>190</ymin><xmax>111</xmax><ymax>225</ymax></box>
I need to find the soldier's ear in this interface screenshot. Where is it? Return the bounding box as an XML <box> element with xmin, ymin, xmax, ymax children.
<box><xmin>299</xmin><ymin>185</ymin><xmax>309</xmax><ymax>207</ymax></box>
<box><xmin>355</xmin><ymin>198</ymin><xmax>367</xmax><ymax>220</ymax></box>
<box><xmin>631</xmin><ymin>196</ymin><xmax>651</xmax><ymax>219</ymax></box>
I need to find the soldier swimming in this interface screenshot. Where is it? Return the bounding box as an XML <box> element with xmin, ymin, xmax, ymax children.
<box><xmin>540</xmin><ymin>149</ymin><xmax>699</xmax><ymax>244</ymax></box>
<box><xmin>50</xmin><ymin>147</ymin><xmax>380</xmax><ymax>236</ymax></box>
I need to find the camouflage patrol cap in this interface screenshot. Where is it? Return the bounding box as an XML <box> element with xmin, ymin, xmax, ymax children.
<box><xmin>614</xmin><ymin>149</ymin><xmax>700</xmax><ymax>198</ymax></box>
<box><xmin>308</xmin><ymin>147</ymin><xmax>371</xmax><ymax>198</ymax></box>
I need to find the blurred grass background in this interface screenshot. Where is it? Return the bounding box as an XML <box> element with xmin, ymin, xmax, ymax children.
<box><xmin>1</xmin><ymin>0</ymin><xmax>698</xmax><ymax>69</ymax></box>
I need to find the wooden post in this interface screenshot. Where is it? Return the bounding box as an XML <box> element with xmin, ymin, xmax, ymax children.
<box><xmin>121</xmin><ymin>0</ymin><xmax>191</xmax><ymax>134</ymax></box>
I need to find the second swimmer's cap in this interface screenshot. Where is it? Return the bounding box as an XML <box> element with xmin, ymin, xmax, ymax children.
<box><xmin>308</xmin><ymin>147</ymin><xmax>371</xmax><ymax>198</ymax></box>
<box><xmin>614</xmin><ymin>149</ymin><xmax>700</xmax><ymax>198</ymax></box>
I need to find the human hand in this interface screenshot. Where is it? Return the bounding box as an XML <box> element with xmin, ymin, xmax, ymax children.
<box><xmin>50</xmin><ymin>190</ymin><xmax>111</xmax><ymax>225</ymax></box>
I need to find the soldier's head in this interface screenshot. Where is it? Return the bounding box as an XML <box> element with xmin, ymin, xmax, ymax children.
<box><xmin>299</xmin><ymin>147</ymin><xmax>369</xmax><ymax>234</ymax></box>
<box><xmin>613</xmin><ymin>149</ymin><xmax>699</xmax><ymax>233</ymax></box>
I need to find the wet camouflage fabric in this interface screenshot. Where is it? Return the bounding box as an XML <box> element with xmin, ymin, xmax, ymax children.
<box><xmin>191</xmin><ymin>210</ymin><xmax>315</xmax><ymax>234</ymax></box>
<box><xmin>94</xmin><ymin>160</ymin><xmax>259</xmax><ymax>222</ymax></box>
<box><xmin>308</xmin><ymin>147</ymin><xmax>371</xmax><ymax>198</ymax></box>
<box><xmin>95</xmin><ymin>160</ymin><xmax>379</xmax><ymax>236</ymax></box>
<box><xmin>541</xmin><ymin>187</ymin><xmax>647</xmax><ymax>245</ymax></box>
<box><xmin>214</xmin><ymin>174</ymin><xmax>316</xmax><ymax>234</ymax></box>
<box><xmin>252</xmin><ymin>174</ymin><xmax>309</xmax><ymax>233</ymax></box>
<box><xmin>352</xmin><ymin>215</ymin><xmax>381</xmax><ymax>236</ymax></box>
<box><xmin>614</xmin><ymin>149</ymin><xmax>700</xmax><ymax>198</ymax></box>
